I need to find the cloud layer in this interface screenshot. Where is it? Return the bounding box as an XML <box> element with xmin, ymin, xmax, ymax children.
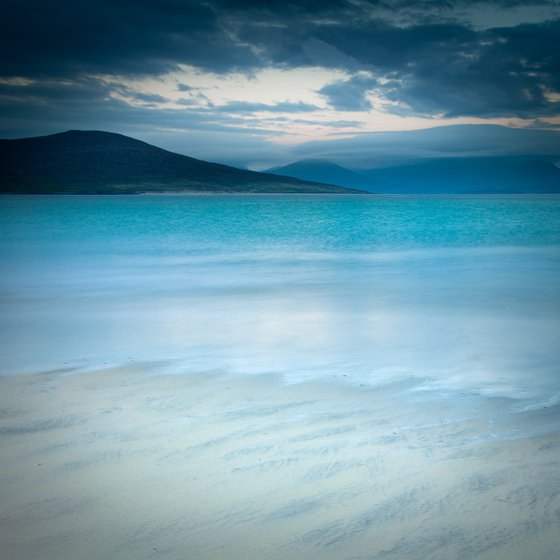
<box><xmin>1</xmin><ymin>0</ymin><xmax>559</xmax><ymax>163</ymax></box>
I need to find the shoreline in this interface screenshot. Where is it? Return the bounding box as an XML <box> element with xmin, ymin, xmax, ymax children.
<box><xmin>1</xmin><ymin>364</ymin><xmax>559</xmax><ymax>560</ymax></box>
<box><xmin>4</xmin><ymin>192</ymin><xmax>560</xmax><ymax>198</ymax></box>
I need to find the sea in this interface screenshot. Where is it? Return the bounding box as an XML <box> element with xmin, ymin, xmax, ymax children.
<box><xmin>1</xmin><ymin>193</ymin><xmax>559</xmax><ymax>406</ymax></box>
<box><xmin>2</xmin><ymin>193</ymin><xmax>560</xmax><ymax>560</ymax></box>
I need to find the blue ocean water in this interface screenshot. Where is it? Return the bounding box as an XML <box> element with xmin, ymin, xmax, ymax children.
<box><xmin>1</xmin><ymin>194</ymin><xmax>560</xmax><ymax>403</ymax></box>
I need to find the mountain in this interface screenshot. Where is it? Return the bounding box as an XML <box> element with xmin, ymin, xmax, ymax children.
<box><xmin>360</xmin><ymin>157</ymin><xmax>560</xmax><ymax>194</ymax></box>
<box><xmin>4</xmin><ymin>128</ymin><xmax>558</xmax><ymax>195</ymax></box>
<box><xmin>266</xmin><ymin>155</ymin><xmax>560</xmax><ymax>194</ymax></box>
<box><xmin>0</xmin><ymin>130</ymin><xmax>359</xmax><ymax>195</ymax></box>
<box><xmin>265</xmin><ymin>159</ymin><xmax>372</xmax><ymax>190</ymax></box>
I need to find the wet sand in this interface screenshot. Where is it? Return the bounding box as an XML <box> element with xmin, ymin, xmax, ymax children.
<box><xmin>1</xmin><ymin>365</ymin><xmax>559</xmax><ymax>560</ymax></box>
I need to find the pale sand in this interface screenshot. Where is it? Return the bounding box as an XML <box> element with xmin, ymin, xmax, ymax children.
<box><xmin>0</xmin><ymin>365</ymin><xmax>559</xmax><ymax>560</ymax></box>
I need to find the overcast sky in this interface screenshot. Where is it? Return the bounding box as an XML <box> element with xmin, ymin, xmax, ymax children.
<box><xmin>1</xmin><ymin>0</ymin><xmax>560</xmax><ymax>167</ymax></box>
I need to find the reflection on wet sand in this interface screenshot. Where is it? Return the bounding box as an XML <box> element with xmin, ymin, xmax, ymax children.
<box><xmin>1</xmin><ymin>365</ymin><xmax>558</xmax><ymax>560</ymax></box>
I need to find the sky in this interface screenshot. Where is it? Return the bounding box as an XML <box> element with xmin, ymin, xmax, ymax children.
<box><xmin>1</xmin><ymin>0</ymin><xmax>560</xmax><ymax>168</ymax></box>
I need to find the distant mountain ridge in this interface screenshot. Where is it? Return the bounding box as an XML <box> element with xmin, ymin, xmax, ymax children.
<box><xmin>266</xmin><ymin>156</ymin><xmax>560</xmax><ymax>194</ymax></box>
<box><xmin>4</xmin><ymin>128</ymin><xmax>559</xmax><ymax>195</ymax></box>
<box><xmin>362</xmin><ymin>157</ymin><xmax>560</xmax><ymax>194</ymax></box>
<box><xmin>266</xmin><ymin>159</ymin><xmax>372</xmax><ymax>190</ymax></box>
<box><xmin>0</xmin><ymin>130</ymin><xmax>359</xmax><ymax>194</ymax></box>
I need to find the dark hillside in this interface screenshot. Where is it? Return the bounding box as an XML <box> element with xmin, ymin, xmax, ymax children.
<box><xmin>0</xmin><ymin>130</ymin><xmax>359</xmax><ymax>194</ymax></box>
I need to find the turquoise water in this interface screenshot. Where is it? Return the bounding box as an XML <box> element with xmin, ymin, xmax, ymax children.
<box><xmin>1</xmin><ymin>194</ymin><xmax>560</xmax><ymax>404</ymax></box>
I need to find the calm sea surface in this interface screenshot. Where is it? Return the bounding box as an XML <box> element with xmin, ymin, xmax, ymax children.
<box><xmin>1</xmin><ymin>194</ymin><xmax>560</xmax><ymax>404</ymax></box>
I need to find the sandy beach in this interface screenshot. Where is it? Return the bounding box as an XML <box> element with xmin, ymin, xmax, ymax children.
<box><xmin>1</xmin><ymin>364</ymin><xmax>559</xmax><ymax>560</ymax></box>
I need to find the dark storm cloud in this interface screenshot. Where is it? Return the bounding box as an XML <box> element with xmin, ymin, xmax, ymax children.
<box><xmin>319</xmin><ymin>75</ymin><xmax>380</xmax><ymax>111</ymax></box>
<box><xmin>312</xmin><ymin>17</ymin><xmax>560</xmax><ymax>118</ymax></box>
<box><xmin>227</xmin><ymin>1</ymin><xmax>560</xmax><ymax>118</ymax></box>
<box><xmin>0</xmin><ymin>77</ymin><xmax>114</xmax><ymax>111</ymax></box>
<box><xmin>0</xmin><ymin>78</ymin><xmax>269</xmax><ymax>137</ymax></box>
<box><xmin>3</xmin><ymin>0</ymin><xmax>556</xmax><ymax>78</ymax></box>
<box><xmin>0</xmin><ymin>0</ymin><xmax>258</xmax><ymax>76</ymax></box>
<box><xmin>314</xmin><ymin>21</ymin><xmax>477</xmax><ymax>71</ymax></box>
<box><xmin>1</xmin><ymin>0</ymin><xmax>559</xmax><ymax>129</ymax></box>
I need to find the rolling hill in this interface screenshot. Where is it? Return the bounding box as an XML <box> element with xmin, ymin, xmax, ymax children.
<box><xmin>361</xmin><ymin>157</ymin><xmax>560</xmax><ymax>194</ymax></box>
<box><xmin>266</xmin><ymin>156</ymin><xmax>560</xmax><ymax>194</ymax></box>
<box><xmin>265</xmin><ymin>159</ymin><xmax>372</xmax><ymax>191</ymax></box>
<box><xmin>0</xmin><ymin>130</ymin><xmax>359</xmax><ymax>195</ymax></box>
